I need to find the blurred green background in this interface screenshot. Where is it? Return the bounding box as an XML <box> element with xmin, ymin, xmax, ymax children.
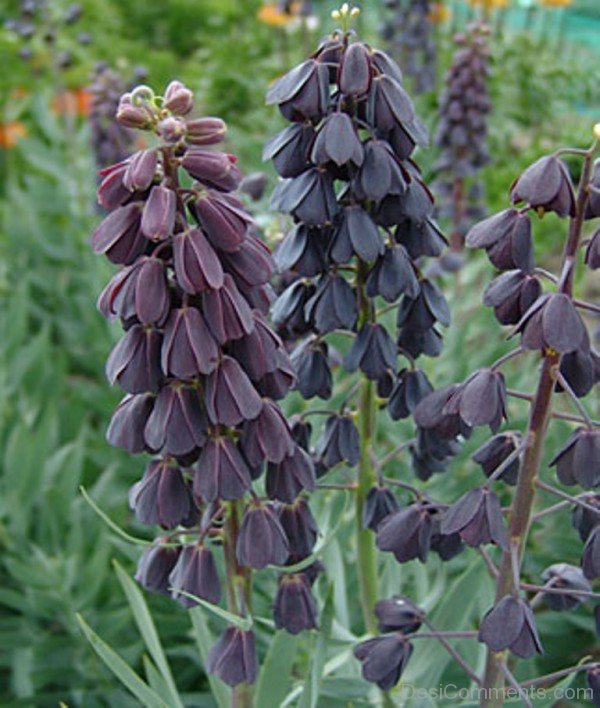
<box><xmin>0</xmin><ymin>0</ymin><xmax>598</xmax><ymax>705</ymax></box>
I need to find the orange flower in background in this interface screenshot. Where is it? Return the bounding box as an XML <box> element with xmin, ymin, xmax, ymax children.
<box><xmin>258</xmin><ymin>3</ymin><xmax>295</xmax><ymax>27</ymax></box>
<box><xmin>538</xmin><ymin>0</ymin><xmax>572</xmax><ymax>6</ymax></box>
<box><xmin>468</xmin><ymin>0</ymin><xmax>509</xmax><ymax>8</ymax></box>
<box><xmin>428</xmin><ymin>3</ymin><xmax>452</xmax><ymax>23</ymax></box>
<box><xmin>0</xmin><ymin>121</ymin><xmax>27</xmax><ymax>149</ymax></box>
<box><xmin>51</xmin><ymin>88</ymin><xmax>91</xmax><ymax>117</ymax></box>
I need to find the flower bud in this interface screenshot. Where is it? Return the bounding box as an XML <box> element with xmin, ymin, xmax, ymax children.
<box><xmin>185</xmin><ymin>117</ymin><xmax>227</xmax><ymax>145</ymax></box>
<box><xmin>163</xmin><ymin>80</ymin><xmax>193</xmax><ymax>115</ymax></box>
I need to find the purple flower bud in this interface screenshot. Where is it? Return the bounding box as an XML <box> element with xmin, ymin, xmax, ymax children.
<box><xmin>169</xmin><ymin>544</ymin><xmax>221</xmax><ymax>607</ymax></box>
<box><xmin>311</xmin><ymin>112</ymin><xmax>364</xmax><ymax>168</ymax></box>
<box><xmin>304</xmin><ymin>273</ymin><xmax>357</xmax><ymax>334</ymax></box>
<box><xmin>582</xmin><ymin>526</ymin><xmax>600</xmax><ymax>580</ymax></box>
<box><xmin>97</xmin><ymin>161</ymin><xmax>131</xmax><ymax>210</ymax></box>
<box><xmin>236</xmin><ymin>503</ymin><xmax>289</xmax><ymax>569</ymax></box>
<box><xmin>513</xmin><ymin>292</ymin><xmax>588</xmax><ymax>355</ymax></box>
<box><xmin>374</xmin><ymin>596</ymin><xmax>424</xmax><ymax>633</ymax></box>
<box><xmin>193</xmin><ymin>190</ymin><xmax>252</xmax><ymax>253</ymax></box>
<box><xmin>466</xmin><ymin>208</ymin><xmax>534</xmax><ymax>272</ymax></box>
<box><xmin>105</xmin><ymin>324</ymin><xmax>162</xmax><ymax>394</ymax></box>
<box><xmin>472</xmin><ymin>431</ymin><xmax>522</xmax><ymax>485</ymax></box>
<box><xmin>557</xmin><ymin>348</ymin><xmax>599</xmax><ymax>399</ymax></box>
<box><xmin>290</xmin><ymin>339</ymin><xmax>332</xmax><ymax>400</ymax></box>
<box><xmin>185</xmin><ymin>117</ymin><xmax>227</xmax><ymax>146</ymax></box>
<box><xmin>106</xmin><ymin>392</ymin><xmax>155</xmax><ymax>453</ymax></box>
<box><xmin>156</xmin><ymin>116</ymin><xmax>187</xmax><ymax>144</ymax></box>
<box><xmin>483</xmin><ymin>269</ymin><xmax>542</xmax><ymax>326</ymax></box>
<box><xmin>193</xmin><ymin>436</ymin><xmax>252</xmax><ymax>502</ymax></box>
<box><xmin>479</xmin><ymin>595</ymin><xmax>543</xmax><ymax>658</ymax></box>
<box><xmin>144</xmin><ymin>382</ymin><xmax>208</xmax><ymax>456</ymax></box>
<box><xmin>205</xmin><ymin>356</ymin><xmax>262</xmax><ymax>426</ymax></box>
<box><xmin>541</xmin><ymin>563</ymin><xmax>591</xmax><ymax>611</ymax></box>
<box><xmin>330</xmin><ymin>205</ymin><xmax>384</xmax><ymax>264</ymax></box>
<box><xmin>510</xmin><ymin>155</ymin><xmax>575</xmax><ymax>218</ymax></box>
<box><xmin>366</xmin><ymin>245</ymin><xmax>420</xmax><ymax>303</ymax></box>
<box><xmin>141</xmin><ymin>185</ymin><xmax>176</xmax><ymax>241</ymax></box>
<box><xmin>202</xmin><ymin>275</ymin><xmax>255</xmax><ymax>344</ymax></box>
<box><xmin>571</xmin><ymin>493</ymin><xmax>600</xmax><ymax>542</ymax></box>
<box><xmin>163</xmin><ymin>80</ymin><xmax>193</xmax><ymax>115</ymax></box>
<box><xmin>315</xmin><ymin>414</ymin><xmax>360</xmax><ymax>469</ymax></box>
<box><xmin>376</xmin><ymin>502</ymin><xmax>434</xmax><ymax>563</ymax></box>
<box><xmin>338</xmin><ymin>41</ymin><xmax>372</xmax><ymax>96</ymax></box>
<box><xmin>173</xmin><ymin>227</ymin><xmax>224</xmax><ymax>294</ymax></box>
<box><xmin>91</xmin><ymin>201</ymin><xmax>145</xmax><ymax>265</ymax></box>
<box><xmin>220</xmin><ymin>233</ymin><xmax>273</xmax><ymax>286</ymax></box>
<box><xmin>123</xmin><ymin>149</ymin><xmax>157</xmax><ymax>191</ymax></box>
<box><xmin>266</xmin><ymin>445</ymin><xmax>316</xmax><ymax>503</ymax></box>
<box><xmin>549</xmin><ymin>428</ymin><xmax>600</xmax><ymax>489</ymax></box>
<box><xmin>135</xmin><ymin>541</ymin><xmax>181</xmax><ymax>595</ymax></box>
<box><xmin>279</xmin><ymin>498</ymin><xmax>318</xmax><ymax>558</ymax></box>
<box><xmin>274</xmin><ymin>573</ymin><xmax>318</xmax><ymax>634</ymax></box>
<box><xmin>443</xmin><ymin>367</ymin><xmax>507</xmax><ymax>432</ymax></box>
<box><xmin>116</xmin><ymin>93</ymin><xmax>154</xmax><ymax>129</ymax></box>
<box><xmin>98</xmin><ymin>256</ymin><xmax>170</xmax><ymax>325</ymax></box>
<box><xmin>207</xmin><ymin>627</ymin><xmax>258</xmax><ymax>687</ymax></box>
<box><xmin>129</xmin><ymin>458</ymin><xmax>194</xmax><ymax>528</ymax></box>
<box><xmin>441</xmin><ymin>487</ymin><xmax>507</xmax><ymax>548</ymax></box>
<box><xmin>182</xmin><ymin>149</ymin><xmax>242</xmax><ymax>192</ymax></box>
<box><xmin>345</xmin><ymin>322</ymin><xmax>397</xmax><ymax>381</ymax></box>
<box><xmin>230</xmin><ymin>312</ymin><xmax>283</xmax><ymax>382</ymax></box>
<box><xmin>240</xmin><ymin>399</ymin><xmax>295</xmax><ymax>466</ymax></box>
<box><xmin>161</xmin><ymin>307</ymin><xmax>219</xmax><ymax>378</ymax></box>
<box><xmin>354</xmin><ymin>634</ymin><xmax>413</xmax><ymax>690</ymax></box>
<box><xmin>362</xmin><ymin>485</ymin><xmax>399</xmax><ymax>531</ymax></box>
<box><xmin>388</xmin><ymin>368</ymin><xmax>433</xmax><ymax>420</ymax></box>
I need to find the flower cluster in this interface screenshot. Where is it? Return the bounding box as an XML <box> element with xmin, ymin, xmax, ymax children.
<box><xmin>380</xmin><ymin>0</ymin><xmax>437</xmax><ymax>95</ymax></box>
<box><xmin>433</xmin><ymin>22</ymin><xmax>491</xmax><ymax>251</ymax></box>
<box><xmin>92</xmin><ymin>81</ymin><xmax>320</xmax><ymax>690</ymax></box>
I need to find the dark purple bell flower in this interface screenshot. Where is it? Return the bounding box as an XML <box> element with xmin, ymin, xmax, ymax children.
<box><xmin>345</xmin><ymin>323</ymin><xmax>397</xmax><ymax>381</ymax></box>
<box><xmin>466</xmin><ymin>208</ymin><xmax>534</xmax><ymax>272</ymax></box>
<box><xmin>311</xmin><ymin>112</ymin><xmax>364</xmax><ymax>168</ymax></box>
<box><xmin>256</xmin><ymin>351</ymin><xmax>296</xmax><ymax>400</ymax></box>
<box><xmin>585</xmin><ymin>230</ymin><xmax>600</xmax><ymax>269</ymax></box>
<box><xmin>270</xmin><ymin>168</ymin><xmax>338</xmax><ymax>227</ymax></box>
<box><xmin>354</xmin><ymin>140</ymin><xmax>408</xmax><ymax>203</ymax></box>
<box><xmin>97</xmin><ymin>256</ymin><xmax>170</xmax><ymax>325</ymax></box>
<box><xmin>362</xmin><ymin>485</ymin><xmax>399</xmax><ymax>531</ymax></box>
<box><xmin>141</xmin><ymin>185</ymin><xmax>176</xmax><ymax>241</ymax></box>
<box><xmin>274</xmin><ymin>573</ymin><xmax>318</xmax><ymax>634</ymax></box>
<box><xmin>395</xmin><ymin>217</ymin><xmax>447</xmax><ymax>260</ymax></box>
<box><xmin>123</xmin><ymin>149</ymin><xmax>157</xmax><ymax>191</ymax></box>
<box><xmin>388</xmin><ymin>368</ymin><xmax>433</xmax><ymax>421</ymax></box>
<box><xmin>582</xmin><ymin>526</ymin><xmax>600</xmax><ymax>580</ymax></box>
<box><xmin>315</xmin><ymin>414</ymin><xmax>360</xmax><ymax>469</ymax></box>
<box><xmin>266</xmin><ymin>445</ymin><xmax>316</xmax><ymax>503</ymax></box>
<box><xmin>441</xmin><ymin>487</ymin><xmax>507</xmax><ymax>548</ymax></box>
<box><xmin>367</xmin><ymin>73</ymin><xmax>415</xmax><ymax>132</ymax></box>
<box><xmin>207</xmin><ymin>627</ymin><xmax>258</xmax><ymax>687</ymax></box>
<box><xmin>105</xmin><ymin>324</ymin><xmax>162</xmax><ymax>394</ymax></box>
<box><xmin>193</xmin><ymin>190</ymin><xmax>252</xmax><ymax>253</ymax></box>
<box><xmin>479</xmin><ymin>595</ymin><xmax>543</xmax><ymax>659</ymax></box>
<box><xmin>182</xmin><ymin>149</ymin><xmax>242</xmax><ymax>192</ymax></box>
<box><xmin>305</xmin><ymin>273</ymin><xmax>358</xmax><ymax>334</ymax></box>
<box><xmin>354</xmin><ymin>634</ymin><xmax>413</xmax><ymax>690</ymax></box>
<box><xmin>274</xmin><ymin>223</ymin><xmax>330</xmax><ymax>277</ymax></box>
<box><xmin>571</xmin><ymin>493</ymin><xmax>600</xmax><ymax>542</ymax></box>
<box><xmin>272</xmin><ymin>279</ymin><xmax>315</xmax><ymax>337</ymax></box>
<box><xmin>169</xmin><ymin>544</ymin><xmax>221</xmax><ymax>607</ymax></box>
<box><xmin>203</xmin><ymin>275</ymin><xmax>255</xmax><ymax>344</ymax></box>
<box><xmin>106</xmin><ymin>392</ymin><xmax>154</xmax><ymax>453</ymax></box>
<box><xmin>237</xmin><ymin>503</ymin><xmax>289</xmax><ymax>569</ymax></box>
<box><xmin>376</xmin><ymin>502</ymin><xmax>433</xmax><ymax>563</ymax></box>
<box><xmin>290</xmin><ymin>416</ymin><xmax>312</xmax><ymax>452</ymax></box>
<box><xmin>557</xmin><ymin>348</ymin><xmax>599</xmax><ymax>398</ymax></box>
<box><xmin>330</xmin><ymin>206</ymin><xmax>384</xmax><ymax>264</ymax></box>
<box><xmin>266</xmin><ymin>59</ymin><xmax>330</xmax><ymax>120</ymax></box>
<box><xmin>374</xmin><ymin>596</ymin><xmax>424</xmax><ymax>633</ymax></box>
<box><xmin>173</xmin><ymin>227</ymin><xmax>224</xmax><ymax>293</ymax></box>
<box><xmin>279</xmin><ymin>497</ymin><xmax>318</xmax><ymax>557</ymax></box>
<box><xmin>290</xmin><ymin>339</ymin><xmax>332</xmax><ymax>400</ymax></box>
<box><xmin>483</xmin><ymin>269</ymin><xmax>542</xmax><ymax>326</ymax></box>
<box><xmin>396</xmin><ymin>278</ymin><xmax>451</xmax><ymax>332</ymax></box>
<box><xmin>230</xmin><ymin>312</ymin><xmax>283</xmax><ymax>382</ymax></box>
<box><xmin>263</xmin><ymin>123</ymin><xmax>315</xmax><ymax>179</ymax></box>
<box><xmin>472</xmin><ymin>431</ymin><xmax>522</xmax><ymax>485</ymax></box>
<box><xmin>541</xmin><ymin>563</ymin><xmax>591</xmax><ymax>611</ymax></box>
<box><xmin>239</xmin><ymin>171</ymin><xmax>268</xmax><ymax>201</ymax></box>
<box><xmin>135</xmin><ymin>541</ymin><xmax>181</xmax><ymax>595</ymax></box>
<box><xmin>510</xmin><ymin>155</ymin><xmax>575</xmax><ymax>218</ymax></box>
<box><xmin>161</xmin><ymin>307</ymin><xmax>219</xmax><ymax>378</ymax></box>
<box><xmin>414</xmin><ymin>384</ymin><xmax>471</xmax><ymax>440</ymax></box>
<box><xmin>338</xmin><ymin>41</ymin><xmax>372</xmax><ymax>96</ymax></box>
<box><xmin>91</xmin><ymin>201</ymin><xmax>145</xmax><ymax>265</ymax></box>
<box><xmin>97</xmin><ymin>161</ymin><xmax>132</xmax><ymax>210</ymax></box>
<box><xmin>513</xmin><ymin>292</ymin><xmax>588</xmax><ymax>355</ymax></box>
<box><xmin>193</xmin><ymin>436</ymin><xmax>252</xmax><ymax>502</ymax></box>
<box><xmin>129</xmin><ymin>458</ymin><xmax>194</xmax><ymax>529</ymax></box>
<box><xmin>144</xmin><ymin>382</ymin><xmax>207</xmax><ymax>456</ymax></box>
<box><xmin>204</xmin><ymin>356</ymin><xmax>262</xmax><ymax>426</ymax></box>
<box><xmin>240</xmin><ymin>399</ymin><xmax>295</xmax><ymax>466</ymax></box>
<box><xmin>430</xmin><ymin>521</ymin><xmax>465</xmax><ymax>561</ymax></box>
<box><xmin>220</xmin><ymin>233</ymin><xmax>273</xmax><ymax>287</ymax></box>
<box><xmin>366</xmin><ymin>245</ymin><xmax>419</xmax><ymax>303</ymax></box>
<box><xmin>549</xmin><ymin>427</ymin><xmax>600</xmax><ymax>489</ymax></box>
<box><xmin>443</xmin><ymin>367</ymin><xmax>507</xmax><ymax>432</ymax></box>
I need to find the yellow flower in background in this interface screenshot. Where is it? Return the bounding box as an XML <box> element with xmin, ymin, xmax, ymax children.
<box><xmin>427</xmin><ymin>3</ymin><xmax>452</xmax><ymax>23</ymax></box>
<box><xmin>0</xmin><ymin>122</ymin><xmax>27</xmax><ymax>149</ymax></box>
<box><xmin>467</xmin><ymin>0</ymin><xmax>509</xmax><ymax>8</ymax></box>
<box><xmin>258</xmin><ymin>2</ymin><xmax>305</xmax><ymax>27</ymax></box>
<box><xmin>538</xmin><ymin>0</ymin><xmax>572</xmax><ymax>6</ymax></box>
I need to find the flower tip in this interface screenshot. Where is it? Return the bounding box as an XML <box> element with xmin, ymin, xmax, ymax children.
<box><xmin>131</xmin><ymin>84</ymin><xmax>155</xmax><ymax>107</ymax></box>
<box><xmin>593</xmin><ymin>123</ymin><xmax>600</xmax><ymax>142</ymax></box>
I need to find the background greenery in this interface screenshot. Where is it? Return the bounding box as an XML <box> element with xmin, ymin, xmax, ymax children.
<box><xmin>0</xmin><ymin>0</ymin><xmax>598</xmax><ymax>705</ymax></box>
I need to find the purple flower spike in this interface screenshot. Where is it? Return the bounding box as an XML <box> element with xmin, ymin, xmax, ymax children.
<box><xmin>173</xmin><ymin>227</ymin><xmax>224</xmax><ymax>294</ymax></box>
<box><xmin>479</xmin><ymin>595</ymin><xmax>543</xmax><ymax>659</ymax></box>
<box><xmin>129</xmin><ymin>458</ymin><xmax>194</xmax><ymax>529</ymax></box>
<box><xmin>207</xmin><ymin>627</ymin><xmax>258</xmax><ymax>687</ymax></box>
<box><xmin>354</xmin><ymin>634</ymin><xmax>413</xmax><ymax>690</ymax></box>
<box><xmin>135</xmin><ymin>541</ymin><xmax>181</xmax><ymax>596</ymax></box>
<box><xmin>204</xmin><ymin>356</ymin><xmax>262</xmax><ymax>426</ymax></box>
<box><xmin>266</xmin><ymin>446</ymin><xmax>316</xmax><ymax>503</ymax></box>
<box><xmin>161</xmin><ymin>307</ymin><xmax>219</xmax><ymax>378</ymax></box>
<box><xmin>106</xmin><ymin>393</ymin><xmax>154</xmax><ymax>454</ymax></box>
<box><xmin>510</xmin><ymin>155</ymin><xmax>575</xmax><ymax>218</ymax></box>
<box><xmin>168</xmin><ymin>544</ymin><xmax>221</xmax><ymax>607</ymax></box>
<box><xmin>274</xmin><ymin>573</ymin><xmax>318</xmax><ymax>634</ymax></box>
<box><xmin>236</xmin><ymin>503</ymin><xmax>289</xmax><ymax>569</ymax></box>
<box><xmin>193</xmin><ymin>436</ymin><xmax>252</xmax><ymax>502</ymax></box>
<box><xmin>144</xmin><ymin>383</ymin><xmax>207</xmax><ymax>456</ymax></box>
<box><xmin>105</xmin><ymin>324</ymin><xmax>162</xmax><ymax>394</ymax></box>
<box><xmin>141</xmin><ymin>185</ymin><xmax>176</xmax><ymax>241</ymax></box>
<box><xmin>441</xmin><ymin>487</ymin><xmax>507</xmax><ymax>548</ymax></box>
<box><xmin>376</xmin><ymin>503</ymin><xmax>434</xmax><ymax>563</ymax></box>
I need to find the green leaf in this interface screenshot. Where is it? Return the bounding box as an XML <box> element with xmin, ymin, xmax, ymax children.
<box><xmin>76</xmin><ymin>613</ymin><xmax>168</xmax><ymax>708</ymax></box>
<box><xmin>173</xmin><ymin>589</ymin><xmax>252</xmax><ymax>630</ymax></box>
<box><xmin>299</xmin><ymin>584</ymin><xmax>335</xmax><ymax>708</ymax></box>
<box><xmin>79</xmin><ymin>486</ymin><xmax>151</xmax><ymax>546</ymax></box>
<box><xmin>113</xmin><ymin>560</ymin><xmax>184</xmax><ymax>708</ymax></box>
<box><xmin>255</xmin><ymin>631</ymin><xmax>300</xmax><ymax>708</ymax></box>
<box><xmin>189</xmin><ymin>608</ymin><xmax>230</xmax><ymax>708</ymax></box>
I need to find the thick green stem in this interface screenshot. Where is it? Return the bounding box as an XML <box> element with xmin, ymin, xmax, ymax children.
<box><xmin>355</xmin><ymin>262</ymin><xmax>379</xmax><ymax>635</ymax></box>
<box><xmin>480</xmin><ymin>141</ymin><xmax>597</xmax><ymax>707</ymax></box>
